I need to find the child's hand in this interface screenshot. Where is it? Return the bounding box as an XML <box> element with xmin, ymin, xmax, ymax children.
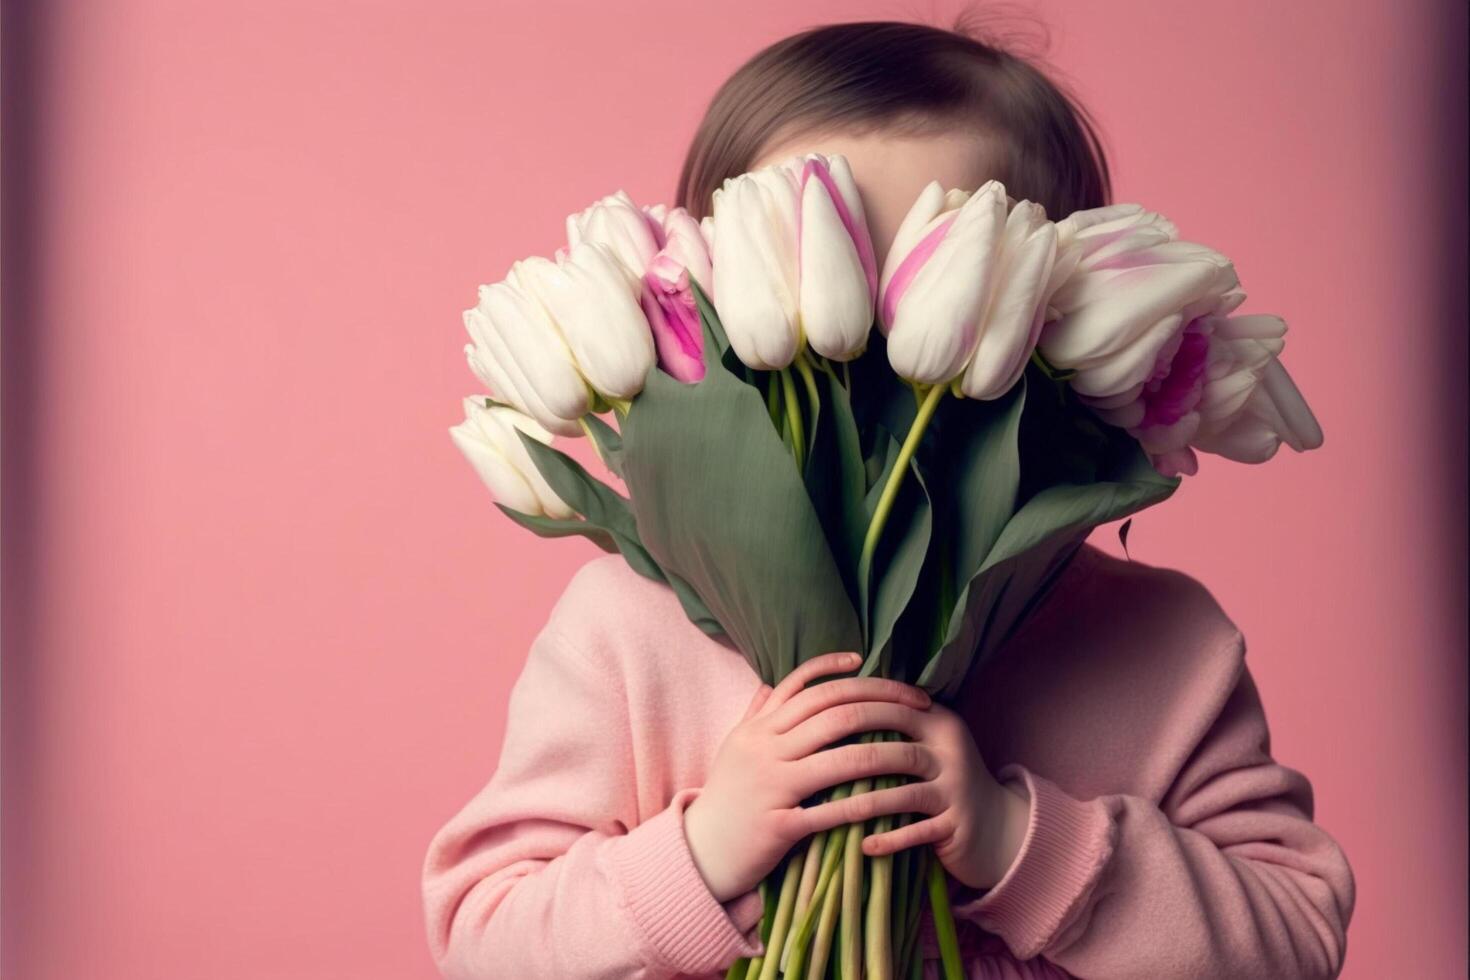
<box><xmin>684</xmin><ymin>651</ymin><xmax>935</xmax><ymax>902</ymax></box>
<box><xmin>858</xmin><ymin>700</ymin><xmax>1032</xmax><ymax>892</ymax></box>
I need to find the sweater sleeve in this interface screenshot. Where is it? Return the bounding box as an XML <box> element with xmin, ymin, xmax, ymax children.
<box><xmin>421</xmin><ymin>622</ymin><xmax>765</xmax><ymax>980</ymax></box>
<box><xmin>949</xmin><ymin>654</ymin><xmax>1356</xmax><ymax>979</ymax></box>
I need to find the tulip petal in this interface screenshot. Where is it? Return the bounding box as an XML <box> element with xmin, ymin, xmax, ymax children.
<box><xmin>884</xmin><ymin>182</ymin><xmax>1007</xmax><ymax>383</ymax></box>
<box><xmin>517</xmin><ymin>245</ymin><xmax>656</xmax><ymax>400</ymax></box>
<box><xmin>711</xmin><ymin>171</ymin><xmax>801</xmax><ymax>369</ymax></box>
<box><xmin>1042</xmin><ymin>257</ymin><xmax>1222</xmax><ymax>366</ymax></box>
<box><xmin>879</xmin><ymin>180</ymin><xmax>947</xmax><ymax>301</ymax></box>
<box><xmin>960</xmin><ymin>204</ymin><xmax>1057</xmax><ymax>399</ymax></box>
<box><xmin>799</xmin><ymin>174</ymin><xmax>874</xmax><ymax>360</ymax></box>
<box><xmin>477</xmin><ymin>281</ymin><xmax>591</xmax><ymax>426</ymax></box>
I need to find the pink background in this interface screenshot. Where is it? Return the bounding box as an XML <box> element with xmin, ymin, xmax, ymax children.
<box><xmin>2</xmin><ymin>1</ymin><xmax>1464</xmax><ymax>978</ymax></box>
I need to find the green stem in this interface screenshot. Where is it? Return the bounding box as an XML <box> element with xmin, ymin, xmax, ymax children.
<box><xmin>865</xmin><ymin>770</ymin><xmax>896</xmax><ymax>980</ymax></box>
<box><xmin>794</xmin><ymin>351</ymin><xmax>821</xmax><ymax>421</ymax></box>
<box><xmin>892</xmin><ymin>813</ymin><xmax>912</xmax><ymax>970</ymax></box>
<box><xmin>838</xmin><ymin>776</ymin><xmax>870</xmax><ymax>979</ymax></box>
<box><xmin>784</xmin><ymin>787</ymin><xmax>853</xmax><ymax>977</ymax></box>
<box><xmin>857</xmin><ymin>382</ymin><xmax>948</xmax><ymax>598</ymax></box>
<box><xmin>780</xmin><ymin>368</ymin><xmax>805</xmax><ymax>469</ymax></box>
<box><xmin>806</xmin><ymin>855</ymin><xmax>843</xmax><ymax>980</ymax></box>
<box><xmin>788</xmin><ymin>828</ymin><xmax>827</xmax><ymax>961</ymax></box>
<box><xmin>756</xmin><ymin>842</ymin><xmax>805</xmax><ymax>980</ymax></box>
<box><xmin>765</xmin><ymin>370</ymin><xmax>781</xmax><ymax>427</ymax></box>
<box><xmin>926</xmin><ymin>856</ymin><xmax>964</xmax><ymax>980</ymax></box>
<box><xmin>898</xmin><ymin>845</ymin><xmax>928</xmax><ymax>979</ymax></box>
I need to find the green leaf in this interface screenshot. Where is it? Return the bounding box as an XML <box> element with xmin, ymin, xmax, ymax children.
<box><xmin>495</xmin><ymin>504</ymin><xmax>617</xmax><ymax>553</ymax></box>
<box><xmin>801</xmin><ymin>365</ymin><xmax>868</xmax><ymax>611</ymax></box>
<box><xmin>619</xmin><ymin>348</ymin><xmax>861</xmax><ymax>685</ymax></box>
<box><xmin>580</xmin><ymin>413</ymin><xmax>625</xmax><ymax>480</ymax></box>
<box><xmin>512</xmin><ymin>431</ymin><xmax>724</xmax><ymax>634</ymax></box>
<box><xmin>918</xmin><ymin>424</ymin><xmax>1177</xmax><ymax>698</ymax></box>
<box><xmin>936</xmin><ymin>377</ymin><xmax>1027</xmax><ymax>638</ymax></box>
<box><xmin>862</xmin><ymin>448</ymin><xmax>933</xmax><ymax>677</ymax></box>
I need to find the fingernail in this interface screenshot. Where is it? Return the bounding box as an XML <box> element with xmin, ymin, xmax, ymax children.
<box><xmin>846</xmin><ymin>652</ymin><xmax>862</xmax><ymax>665</ymax></box>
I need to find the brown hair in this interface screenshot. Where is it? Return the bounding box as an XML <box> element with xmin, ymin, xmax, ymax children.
<box><xmin>675</xmin><ymin>17</ymin><xmax>1111</xmax><ymax>221</ymax></box>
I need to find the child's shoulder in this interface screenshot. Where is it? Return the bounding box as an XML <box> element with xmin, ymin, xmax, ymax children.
<box><xmin>540</xmin><ymin>553</ymin><xmax>742</xmax><ymax>668</ymax></box>
<box><xmin>1048</xmin><ymin>541</ymin><xmax>1247</xmax><ymax>662</ymax></box>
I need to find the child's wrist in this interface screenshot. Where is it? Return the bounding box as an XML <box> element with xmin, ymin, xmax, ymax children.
<box><xmin>974</xmin><ymin>778</ymin><xmax>1032</xmax><ymax>890</ymax></box>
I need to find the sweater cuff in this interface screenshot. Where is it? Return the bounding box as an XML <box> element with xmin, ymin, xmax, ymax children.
<box><xmin>950</xmin><ymin>765</ymin><xmax>1116</xmax><ymax>960</ymax></box>
<box><xmin>604</xmin><ymin>785</ymin><xmax>765</xmax><ymax>973</ymax></box>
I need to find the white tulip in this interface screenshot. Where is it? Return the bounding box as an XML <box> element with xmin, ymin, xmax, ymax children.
<box><xmin>464</xmin><ymin>281</ymin><xmax>587</xmax><ymax>437</ymax></box>
<box><xmin>512</xmin><ymin>241</ymin><xmax>656</xmax><ymax>401</ymax></box>
<box><xmin>565</xmin><ymin>190</ymin><xmax>661</xmax><ymax>277</ymax></box>
<box><xmin>957</xmin><ymin>200</ymin><xmax>1058</xmax><ymax>399</ymax></box>
<box><xmin>710</xmin><ymin>165</ymin><xmax>802</xmax><ymax>369</ymax></box>
<box><xmin>449</xmin><ymin>397</ymin><xmax>575</xmax><ymax>519</ymax></box>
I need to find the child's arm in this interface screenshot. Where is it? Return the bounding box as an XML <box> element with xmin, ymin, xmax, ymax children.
<box><xmin>420</xmin><ymin>621</ymin><xmax>765</xmax><ymax>980</ymax></box>
<box><xmin>949</xmin><ymin>660</ymin><xmax>1355</xmax><ymax>979</ymax></box>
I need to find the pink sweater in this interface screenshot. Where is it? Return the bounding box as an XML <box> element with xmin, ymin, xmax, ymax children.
<box><xmin>421</xmin><ymin>542</ymin><xmax>1355</xmax><ymax>979</ymax></box>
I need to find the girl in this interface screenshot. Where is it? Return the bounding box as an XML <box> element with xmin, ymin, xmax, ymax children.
<box><xmin>422</xmin><ymin>19</ymin><xmax>1355</xmax><ymax>980</ymax></box>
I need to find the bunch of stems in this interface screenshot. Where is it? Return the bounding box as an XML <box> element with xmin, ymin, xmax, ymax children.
<box><xmin>722</xmin><ymin>730</ymin><xmax>963</xmax><ymax>979</ymax></box>
<box><xmin>724</xmin><ymin>371</ymin><xmax>965</xmax><ymax>979</ymax></box>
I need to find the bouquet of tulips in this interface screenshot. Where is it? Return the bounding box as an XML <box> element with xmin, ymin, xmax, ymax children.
<box><xmin>449</xmin><ymin>153</ymin><xmax>1322</xmax><ymax>980</ymax></box>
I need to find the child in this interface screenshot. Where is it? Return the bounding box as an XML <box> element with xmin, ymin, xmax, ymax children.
<box><xmin>421</xmin><ymin>20</ymin><xmax>1355</xmax><ymax>980</ymax></box>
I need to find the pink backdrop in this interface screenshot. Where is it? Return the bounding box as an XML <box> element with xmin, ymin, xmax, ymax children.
<box><xmin>2</xmin><ymin>1</ymin><xmax>1465</xmax><ymax>977</ymax></box>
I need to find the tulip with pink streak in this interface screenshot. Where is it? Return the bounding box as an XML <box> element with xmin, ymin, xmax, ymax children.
<box><xmin>710</xmin><ymin>152</ymin><xmax>877</xmax><ymax>369</ymax></box>
<box><xmin>792</xmin><ymin>152</ymin><xmax>878</xmax><ymax>360</ymax></box>
<box><xmin>641</xmin><ymin>206</ymin><xmax>712</xmax><ymax>382</ymax></box>
<box><xmin>567</xmin><ymin>192</ymin><xmax>710</xmax><ymax>382</ymax></box>
<box><xmin>1037</xmin><ymin>203</ymin><xmax>1241</xmax><ymax>399</ymax></box>
<box><xmin>1078</xmin><ymin>303</ymin><xmax>1323</xmax><ymax>477</ymax></box>
<box><xmin>878</xmin><ymin>179</ymin><xmax>1034</xmax><ymax>390</ymax></box>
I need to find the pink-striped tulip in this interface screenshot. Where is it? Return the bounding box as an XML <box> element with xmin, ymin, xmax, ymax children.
<box><xmin>710</xmin><ymin>152</ymin><xmax>876</xmax><ymax>369</ymax></box>
<box><xmin>641</xmin><ymin>205</ymin><xmax>711</xmax><ymax>382</ymax></box>
<box><xmin>567</xmin><ymin>193</ymin><xmax>709</xmax><ymax>382</ymax></box>
<box><xmin>877</xmin><ymin>179</ymin><xmax>1013</xmax><ymax>386</ymax></box>
<box><xmin>1038</xmin><ymin>203</ymin><xmax>1241</xmax><ymax>399</ymax></box>
<box><xmin>792</xmin><ymin>153</ymin><xmax>878</xmax><ymax>360</ymax></box>
<box><xmin>1078</xmin><ymin>305</ymin><xmax>1323</xmax><ymax>477</ymax></box>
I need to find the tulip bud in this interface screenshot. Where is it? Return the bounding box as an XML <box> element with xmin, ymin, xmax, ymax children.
<box><xmin>710</xmin><ymin>165</ymin><xmax>802</xmax><ymax>369</ymax></box>
<box><xmin>957</xmin><ymin>200</ymin><xmax>1058</xmax><ymax>400</ymax></box>
<box><xmin>792</xmin><ymin>153</ymin><xmax>878</xmax><ymax>360</ymax></box>
<box><xmin>878</xmin><ymin>179</ymin><xmax>1010</xmax><ymax>385</ymax></box>
<box><xmin>565</xmin><ymin>190</ymin><xmax>662</xmax><ymax>278</ymax></box>
<box><xmin>464</xmin><ymin>281</ymin><xmax>588</xmax><ymax>437</ymax></box>
<box><xmin>449</xmin><ymin>397</ymin><xmax>574</xmax><ymax>519</ymax></box>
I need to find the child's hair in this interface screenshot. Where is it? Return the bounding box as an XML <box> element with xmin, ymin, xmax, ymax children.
<box><xmin>676</xmin><ymin>17</ymin><xmax>1111</xmax><ymax>221</ymax></box>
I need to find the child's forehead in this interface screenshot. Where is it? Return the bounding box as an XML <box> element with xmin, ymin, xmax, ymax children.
<box><xmin>748</xmin><ymin>125</ymin><xmax>1000</xmax><ymax>193</ymax></box>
